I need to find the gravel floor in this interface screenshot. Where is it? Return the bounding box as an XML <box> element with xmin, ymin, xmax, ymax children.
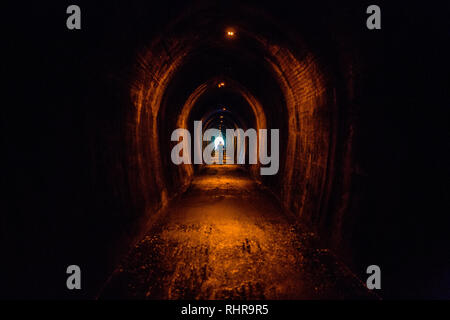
<box><xmin>100</xmin><ymin>165</ymin><xmax>376</xmax><ymax>299</ymax></box>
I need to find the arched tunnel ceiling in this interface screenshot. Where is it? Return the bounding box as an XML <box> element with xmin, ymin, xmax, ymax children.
<box><xmin>8</xmin><ymin>0</ymin><xmax>447</xmax><ymax>301</ymax></box>
<box><xmin>132</xmin><ymin>2</ymin><xmax>335</xmax><ymax>216</ymax></box>
<box><xmin>159</xmin><ymin>37</ymin><xmax>287</xmax><ymax>132</ymax></box>
<box><xmin>138</xmin><ymin>3</ymin><xmax>328</xmax><ymax>133</ymax></box>
<box><xmin>186</xmin><ymin>79</ymin><xmax>264</xmax><ymax>131</ymax></box>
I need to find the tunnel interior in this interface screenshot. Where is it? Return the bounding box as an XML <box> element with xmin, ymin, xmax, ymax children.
<box><xmin>5</xmin><ymin>0</ymin><xmax>450</xmax><ymax>299</ymax></box>
<box><xmin>95</xmin><ymin>3</ymin><xmax>371</xmax><ymax>298</ymax></box>
<box><xmin>133</xmin><ymin>4</ymin><xmax>336</xmax><ymax>226</ymax></box>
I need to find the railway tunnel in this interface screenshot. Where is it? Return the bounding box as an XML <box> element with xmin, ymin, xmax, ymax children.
<box><xmin>4</xmin><ymin>1</ymin><xmax>449</xmax><ymax>299</ymax></box>
<box><xmin>91</xmin><ymin>3</ymin><xmax>380</xmax><ymax>299</ymax></box>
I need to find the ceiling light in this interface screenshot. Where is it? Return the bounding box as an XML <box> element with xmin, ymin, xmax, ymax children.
<box><xmin>225</xmin><ymin>28</ymin><xmax>236</xmax><ymax>38</ymax></box>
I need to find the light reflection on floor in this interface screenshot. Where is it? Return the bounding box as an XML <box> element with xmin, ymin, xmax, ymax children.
<box><xmin>100</xmin><ymin>165</ymin><xmax>375</xmax><ymax>299</ymax></box>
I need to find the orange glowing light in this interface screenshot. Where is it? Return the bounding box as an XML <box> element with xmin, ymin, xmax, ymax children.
<box><xmin>225</xmin><ymin>29</ymin><xmax>236</xmax><ymax>38</ymax></box>
<box><xmin>220</xmin><ymin>115</ymin><xmax>223</xmax><ymax>118</ymax></box>
<box><xmin>222</xmin><ymin>107</ymin><xmax>226</xmax><ymax>111</ymax></box>
<box><xmin>218</xmin><ymin>82</ymin><xmax>225</xmax><ymax>88</ymax></box>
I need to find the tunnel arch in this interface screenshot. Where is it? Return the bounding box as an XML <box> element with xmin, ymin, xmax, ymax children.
<box><xmin>200</xmin><ymin>109</ymin><xmax>245</xmax><ymax>132</ymax></box>
<box><xmin>178</xmin><ymin>77</ymin><xmax>266</xmax><ymax>131</ymax></box>
<box><xmin>122</xmin><ymin>2</ymin><xmax>361</xmax><ymax>275</ymax></box>
<box><xmin>12</xmin><ymin>0</ymin><xmax>446</xmax><ymax>300</ymax></box>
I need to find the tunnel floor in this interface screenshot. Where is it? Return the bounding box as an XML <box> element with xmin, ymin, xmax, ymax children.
<box><xmin>100</xmin><ymin>165</ymin><xmax>375</xmax><ymax>299</ymax></box>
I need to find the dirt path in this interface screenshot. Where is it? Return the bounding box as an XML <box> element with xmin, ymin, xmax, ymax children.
<box><xmin>100</xmin><ymin>165</ymin><xmax>374</xmax><ymax>299</ymax></box>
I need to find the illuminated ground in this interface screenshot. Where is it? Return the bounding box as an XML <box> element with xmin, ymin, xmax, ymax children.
<box><xmin>100</xmin><ymin>165</ymin><xmax>375</xmax><ymax>299</ymax></box>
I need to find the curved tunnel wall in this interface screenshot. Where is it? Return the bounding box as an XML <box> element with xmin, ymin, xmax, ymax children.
<box><xmin>52</xmin><ymin>2</ymin><xmax>372</xmax><ymax>297</ymax></box>
<box><xmin>9</xmin><ymin>0</ymin><xmax>448</xmax><ymax>300</ymax></box>
<box><xmin>125</xmin><ymin>10</ymin><xmax>357</xmax><ymax>269</ymax></box>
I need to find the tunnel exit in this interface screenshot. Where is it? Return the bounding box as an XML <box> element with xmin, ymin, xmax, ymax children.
<box><xmin>170</xmin><ymin>120</ymin><xmax>280</xmax><ymax>174</ymax></box>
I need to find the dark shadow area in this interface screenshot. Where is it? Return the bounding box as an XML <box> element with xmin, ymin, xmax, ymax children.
<box><xmin>3</xmin><ymin>0</ymin><xmax>449</xmax><ymax>299</ymax></box>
